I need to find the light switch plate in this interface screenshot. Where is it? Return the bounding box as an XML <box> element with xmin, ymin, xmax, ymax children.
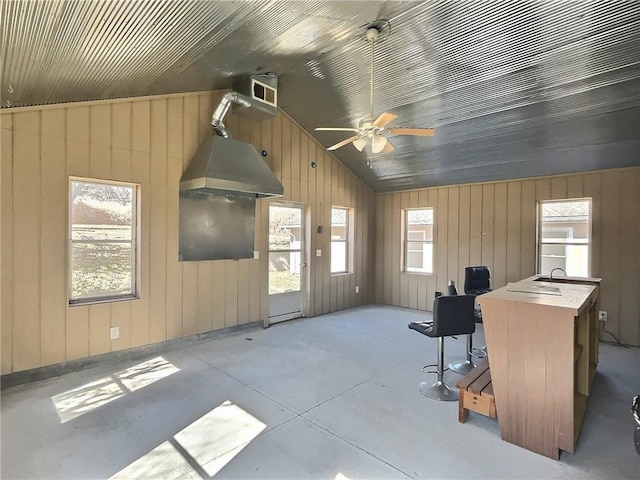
<box><xmin>253</xmin><ymin>251</ymin><xmax>259</xmax><ymax>259</ymax></box>
<box><xmin>316</xmin><ymin>250</ymin><xmax>322</xmax><ymax>257</ymax></box>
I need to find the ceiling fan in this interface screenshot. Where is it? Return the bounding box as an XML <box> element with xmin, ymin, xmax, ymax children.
<box><xmin>316</xmin><ymin>24</ymin><xmax>436</xmax><ymax>154</ymax></box>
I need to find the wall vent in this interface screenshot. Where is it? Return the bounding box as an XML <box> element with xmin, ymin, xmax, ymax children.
<box><xmin>233</xmin><ymin>74</ymin><xmax>277</xmax><ymax>120</ymax></box>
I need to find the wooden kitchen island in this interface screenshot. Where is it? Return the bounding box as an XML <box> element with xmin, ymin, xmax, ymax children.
<box><xmin>477</xmin><ymin>277</ymin><xmax>599</xmax><ymax>460</ymax></box>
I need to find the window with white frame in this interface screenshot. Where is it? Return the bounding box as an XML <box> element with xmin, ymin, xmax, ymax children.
<box><xmin>538</xmin><ymin>198</ymin><xmax>591</xmax><ymax>277</ymax></box>
<box><xmin>331</xmin><ymin>207</ymin><xmax>349</xmax><ymax>274</ymax></box>
<box><xmin>404</xmin><ymin>208</ymin><xmax>434</xmax><ymax>274</ymax></box>
<box><xmin>69</xmin><ymin>178</ymin><xmax>139</xmax><ymax>304</ymax></box>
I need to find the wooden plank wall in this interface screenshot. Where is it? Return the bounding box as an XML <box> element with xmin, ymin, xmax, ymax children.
<box><xmin>374</xmin><ymin>167</ymin><xmax>640</xmax><ymax>346</ymax></box>
<box><xmin>0</xmin><ymin>91</ymin><xmax>376</xmax><ymax>374</ymax></box>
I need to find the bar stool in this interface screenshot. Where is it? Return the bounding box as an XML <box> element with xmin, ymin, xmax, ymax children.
<box><xmin>408</xmin><ymin>295</ymin><xmax>476</xmax><ymax>401</ymax></box>
<box><xmin>463</xmin><ymin>266</ymin><xmax>492</xmax><ymax>363</ymax></box>
<box><xmin>447</xmin><ymin>281</ymin><xmax>477</xmax><ymax>375</ymax></box>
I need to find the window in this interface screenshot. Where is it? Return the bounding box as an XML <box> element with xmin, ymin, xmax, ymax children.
<box><xmin>403</xmin><ymin>208</ymin><xmax>434</xmax><ymax>273</ymax></box>
<box><xmin>331</xmin><ymin>207</ymin><xmax>349</xmax><ymax>274</ymax></box>
<box><xmin>69</xmin><ymin>178</ymin><xmax>139</xmax><ymax>304</ymax></box>
<box><xmin>538</xmin><ymin>198</ymin><xmax>591</xmax><ymax>277</ymax></box>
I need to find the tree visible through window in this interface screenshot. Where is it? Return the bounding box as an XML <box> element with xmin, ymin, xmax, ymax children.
<box><xmin>69</xmin><ymin>179</ymin><xmax>138</xmax><ymax>303</ymax></box>
<box><xmin>331</xmin><ymin>207</ymin><xmax>349</xmax><ymax>274</ymax></box>
<box><xmin>404</xmin><ymin>208</ymin><xmax>433</xmax><ymax>273</ymax></box>
<box><xmin>538</xmin><ymin>198</ymin><xmax>591</xmax><ymax>277</ymax></box>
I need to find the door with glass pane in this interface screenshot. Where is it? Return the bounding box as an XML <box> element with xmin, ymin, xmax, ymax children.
<box><xmin>268</xmin><ymin>204</ymin><xmax>305</xmax><ymax>323</ymax></box>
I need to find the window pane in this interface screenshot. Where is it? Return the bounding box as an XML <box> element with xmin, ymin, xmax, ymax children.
<box><xmin>331</xmin><ymin>208</ymin><xmax>347</xmax><ymax>226</ymax></box>
<box><xmin>540</xmin><ymin>244</ymin><xmax>589</xmax><ymax>277</ymax></box>
<box><xmin>541</xmin><ymin>243</ymin><xmax>566</xmax><ymax>257</ymax></box>
<box><xmin>331</xmin><ymin>208</ymin><xmax>347</xmax><ymax>240</ymax></box>
<box><xmin>407</xmin><ymin>241</ymin><xmax>425</xmax><ymax>253</ymax></box>
<box><xmin>538</xmin><ymin>199</ymin><xmax>590</xmax><ymax>276</ymax></box>
<box><xmin>406</xmin><ymin>209</ymin><xmax>433</xmax><ymax>243</ymax></box>
<box><xmin>71</xmin><ymin>243</ymin><xmax>133</xmax><ymax>299</ymax></box>
<box><xmin>541</xmin><ymin>200</ymin><xmax>589</xmax><ymax>219</ymax></box>
<box><xmin>407</xmin><ymin>209</ymin><xmax>433</xmax><ymax>225</ymax></box>
<box><xmin>406</xmin><ymin>243</ymin><xmax>433</xmax><ymax>273</ymax></box>
<box><xmin>407</xmin><ymin>251</ymin><xmax>423</xmax><ymax>270</ymax></box>
<box><xmin>268</xmin><ymin>252</ymin><xmax>300</xmax><ymax>294</ymax></box>
<box><xmin>540</xmin><ymin>200</ymin><xmax>590</xmax><ymax>243</ymax></box>
<box><xmin>404</xmin><ymin>208</ymin><xmax>434</xmax><ymax>274</ymax></box>
<box><xmin>70</xmin><ymin>180</ymin><xmax>136</xmax><ymax>302</ymax></box>
<box><xmin>331</xmin><ymin>241</ymin><xmax>347</xmax><ymax>273</ymax></box>
<box><xmin>269</xmin><ymin>206</ymin><xmax>301</xmax><ymax>250</ymax></box>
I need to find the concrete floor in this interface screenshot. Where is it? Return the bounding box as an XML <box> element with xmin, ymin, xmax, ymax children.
<box><xmin>2</xmin><ymin>305</ymin><xmax>639</xmax><ymax>479</ymax></box>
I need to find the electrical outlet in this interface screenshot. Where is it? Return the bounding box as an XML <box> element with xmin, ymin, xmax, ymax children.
<box><xmin>253</xmin><ymin>251</ymin><xmax>259</xmax><ymax>259</ymax></box>
<box><xmin>110</xmin><ymin>326</ymin><xmax>120</xmax><ymax>340</ymax></box>
<box><xmin>355</xmin><ymin>286</ymin><xmax>360</xmax><ymax>293</ymax></box>
<box><xmin>316</xmin><ymin>249</ymin><xmax>322</xmax><ymax>257</ymax></box>
<box><xmin>598</xmin><ymin>311</ymin><xmax>607</xmax><ymax>322</ymax></box>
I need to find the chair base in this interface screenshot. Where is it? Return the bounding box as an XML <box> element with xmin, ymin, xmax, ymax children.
<box><xmin>419</xmin><ymin>380</ymin><xmax>459</xmax><ymax>401</ymax></box>
<box><xmin>449</xmin><ymin>360</ymin><xmax>475</xmax><ymax>375</ymax></box>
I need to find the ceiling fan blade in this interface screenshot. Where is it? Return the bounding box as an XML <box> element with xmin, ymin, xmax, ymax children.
<box><xmin>382</xmin><ymin>140</ymin><xmax>395</xmax><ymax>153</ymax></box>
<box><xmin>386</xmin><ymin>127</ymin><xmax>436</xmax><ymax>137</ymax></box>
<box><xmin>327</xmin><ymin>135</ymin><xmax>361</xmax><ymax>151</ymax></box>
<box><xmin>353</xmin><ymin>137</ymin><xmax>367</xmax><ymax>151</ymax></box>
<box><xmin>372</xmin><ymin>112</ymin><xmax>398</xmax><ymax>128</ymax></box>
<box><xmin>315</xmin><ymin>127</ymin><xmax>360</xmax><ymax>132</ymax></box>
<box><xmin>371</xmin><ymin>134</ymin><xmax>388</xmax><ymax>154</ymax></box>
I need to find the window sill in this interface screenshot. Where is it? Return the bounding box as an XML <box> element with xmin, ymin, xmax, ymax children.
<box><xmin>401</xmin><ymin>271</ymin><xmax>433</xmax><ymax>277</ymax></box>
<box><xmin>69</xmin><ymin>294</ymin><xmax>139</xmax><ymax>307</ymax></box>
<box><xmin>331</xmin><ymin>272</ymin><xmax>354</xmax><ymax>277</ymax></box>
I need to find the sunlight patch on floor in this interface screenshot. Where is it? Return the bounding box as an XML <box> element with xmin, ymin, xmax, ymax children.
<box><xmin>110</xmin><ymin>441</ymin><xmax>199</xmax><ymax>480</ymax></box>
<box><xmin>52</xmin><ymin>377</ymin><xmax>125</xmax><ymax>423</ymax></box>
<box><xmin>115</xmin><ymin>356</ymin><xmax>180</xmax><ymax>392</ymax></box>
<box><xmin>175</xmin><ymin>400</ymin><xmax>266</xmax><ymax>476</ymax></box>
<box><xmin>51</xmin><ymin>357</ymin><xmax>179</xmax><ymax>423</ymax></box>
<box><xmin>109</xmin><ymin>401</ymin><xmax>266</xmax><ymax>479</ymax></box>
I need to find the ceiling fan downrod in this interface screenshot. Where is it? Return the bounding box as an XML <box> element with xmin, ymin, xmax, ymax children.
<box><xmin>366</xmin><ymin>27</ymin><xmax>379</xmax><ymax>122</ymax></box>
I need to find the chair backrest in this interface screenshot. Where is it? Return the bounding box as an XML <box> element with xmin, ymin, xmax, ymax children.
<box><xmin>464</xmin><ymin>266</ymin><xmax>491</xmax><ymax>294</ymax></box>
<box><xmin>447</xmin><ymin>280</ymin><xmax>458</xmax><ymax>296</ymax></box>
<box><xmin>431</xmin><ymin>295</ymin><xmax>476</xmax><ymax>337</ymax></box>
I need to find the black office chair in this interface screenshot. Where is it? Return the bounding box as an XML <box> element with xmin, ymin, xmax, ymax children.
<box><xmin>464</xmin><ymin>266</ymin><xmax>491</xmax><ymax>360</ymax></box>
<box><xmin>447</xmin><ymin>281</ymin><xmax>477</xmax><ymax>375</ymax></box>
<box><xmin>464</xmin><ymin>266</ymin><xmax>492</xmax><ymax>296</ymax></box>
<box><xmin>408</xmin><ymin>295</ymin><xmax>476</xmax><ymax>401</ymax></box>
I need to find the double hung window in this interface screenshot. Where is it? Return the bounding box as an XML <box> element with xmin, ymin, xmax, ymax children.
<box><xmin>537</xmin><ymin>198</ymin><xmax>591</xmax><ymax>277</ymax></box>
<box><xmin>331</xmin><ymin>207</ymin><xmax>350</xmax><ymax>274</ymax></box>
<box><xmin>403</xmin><ymin>208</ymin><xmax>434</xmax><ymax>274</ymax></box>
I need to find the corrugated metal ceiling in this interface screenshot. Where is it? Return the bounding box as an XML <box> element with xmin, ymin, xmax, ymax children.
<box><xmin>2</xmin><ymin>0</ymin><xmax>639</xmax><ymax>192</ymax></box>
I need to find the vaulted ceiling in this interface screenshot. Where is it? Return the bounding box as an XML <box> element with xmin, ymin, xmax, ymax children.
<box><xmin>2</xmin><ymin>0</ymin><xmax>639</xmax><ymax>192</ymax></box>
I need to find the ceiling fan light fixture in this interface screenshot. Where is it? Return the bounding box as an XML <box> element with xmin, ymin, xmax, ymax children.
<box><xmin>372</xmin><ymin>134</ymin><xmax>388</xmax><ymax>153</ymax></box>
<box><xmin>314</xmin><ymin>20</ymin><xmax>435</xmax><ymax>155</ymax></box>
<box><xmin>353</xmin><ymin>137</ymin><xmax>367</xmax><ymax>151</ymax></box>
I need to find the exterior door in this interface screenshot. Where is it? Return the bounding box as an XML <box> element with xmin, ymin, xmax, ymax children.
<box><xmin>268</xmin><ymin>203</ymin><xmax>305</xmax><ymax>324</ymax></box>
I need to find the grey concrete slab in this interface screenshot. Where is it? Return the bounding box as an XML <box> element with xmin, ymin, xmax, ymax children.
<box><xmin>304</xmin><ymin>359</ymin><xmax>578</xmax><ymax>479</ymax></box>
<box><xmin>191</xmin><ymin>335</ymin><xmax>383</xmax><ymax>414</ymax></box>
<box><xmin>2</xmin><ymin>305</ymin><xmax>638</xmax><ymax>480</ymax></box>
<box><xmin>1</xmin><ymin>350</ymin><xmax>296</xmax><ymax>479</ymax></box>
<box><xmin>213</xmin><ymin>416</ymin><xmax>409</xmax><ymax>479</ymax></box>
<box><xmin>187</xmin><ymin>306</ymin><xmax>436</xmax><ymax>414</ymax></box>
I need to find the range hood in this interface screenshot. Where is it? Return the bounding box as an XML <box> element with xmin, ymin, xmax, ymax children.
<box><xmin>180</xmin><ymin>135</ymin><xmax>283</xmax><ymax>198</ymax></box>
<box><xmin>180</xmin><ymin>88</ymin><xmax>283</xmax><ymax>198</ymax></box>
